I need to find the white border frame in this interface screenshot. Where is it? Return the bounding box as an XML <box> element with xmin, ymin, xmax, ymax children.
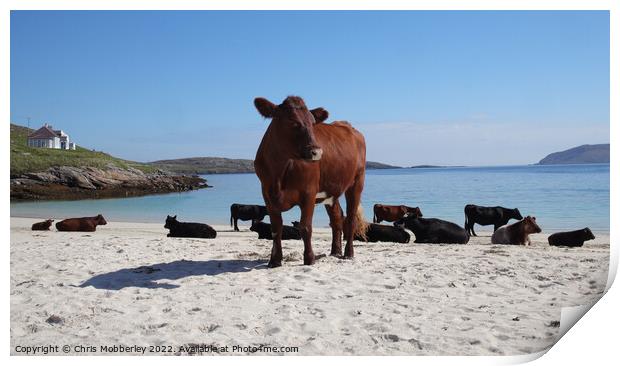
<box><xmin>3</xmin><ymin>1</ymin><xmax>616</xmax><ymax>365</ymax></box>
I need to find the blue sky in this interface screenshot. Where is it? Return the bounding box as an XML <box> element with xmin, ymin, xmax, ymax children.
<box><xmin>11</xmin><ymin>11</ymin><xmax>609</xmax><ymax>166</ymax></box>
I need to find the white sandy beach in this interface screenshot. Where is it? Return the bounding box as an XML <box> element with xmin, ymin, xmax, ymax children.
<box><xmin>10</xmin><ymin>217</ymin><xmax>609</xmax><ymax>356</ymax></box>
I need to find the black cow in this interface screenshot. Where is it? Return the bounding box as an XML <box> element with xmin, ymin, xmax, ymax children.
<box><xmin>230</xmin><ymin>204</ymin><xmax>269</xmax><ymax>231</ymax></box>
<box><xmin>548</xmin><ymin>228</ymin><xmax>595</xmax><ymax>247</ymax></box>
<box><xmin>32</xmin><ymin>219</ymin><xmax>54</xmax><ymax>231</ymax></box>
<box><xmin>354</xmin><ymin>223</ymin><xmax>410</xmax><ymax>243</ymax></box>
<box><xmin>164</xmin><ymin>215</ymin><xmax>217</xmax><ymax>238</ymax></box>
<box><xmin>395</xmin><ymin>216</ymin><xmax>469</xmax><ymax>244</ymax></box>
<box><xmin>464</xmin><ymin>204</ymin><xmax>523</xmax><ymax>236</ymax></box>
<box><xmin>251</xmin><ymin>221</ymin><xmax>301</xmax><ymax>240</ymax></box>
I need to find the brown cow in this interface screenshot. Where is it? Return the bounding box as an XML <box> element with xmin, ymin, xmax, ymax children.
<box><xmin>373</xmin><ymin>204</ymin><xmax>422</xmax><ymax>223</ymax></box>
<box><xmin>491</xmin><ymin>216</ymin><xmax>541</xmax><ymax>246</ymax></box>
<box><xmin>31</xmin><ymin>219</ymin><xmax>54</xmax><ymax>231</ymax></box>
<box><xmin>55</xmin><ymin>214</ymin><xmax>107</xmax><ymax>232</ymax></box>
<box><xmin>254</xmin><ymin>96</ymin><xmax>367</xmax><ymax>267</ymax></box>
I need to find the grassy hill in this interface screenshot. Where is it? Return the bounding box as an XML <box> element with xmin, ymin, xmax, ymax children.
<box><xmin>10</xmin><ymin>123</ymin><xmax>156</xmax><ymax>177</ymax></box>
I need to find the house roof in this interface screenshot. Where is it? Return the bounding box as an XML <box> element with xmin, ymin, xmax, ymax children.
<box><xmin>28</xmin><ymin>125</ymin><xmax>58</xmax><ymax>139</ymax></box>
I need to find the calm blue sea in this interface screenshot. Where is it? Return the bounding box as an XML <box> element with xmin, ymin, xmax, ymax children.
<box><xmin>10</xmin><ymin>164</ymin><xmax>610</xmax><ymax>232</ymax></box>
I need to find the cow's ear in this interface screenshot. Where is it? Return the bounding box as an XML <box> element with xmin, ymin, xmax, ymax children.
<box><xmin>173</xmin><ymin>215</ymin><xmax>177</xmax><ymax>219</ymax></box>
<box><xmin>311</xmin><ymin>107</ymin><xmax>329</xmax><ymax>124</ymax></box>
<box><xmin>254</xmin><ymin>97</ymin><xmax>276</xmax><ymax>118</ymax></box>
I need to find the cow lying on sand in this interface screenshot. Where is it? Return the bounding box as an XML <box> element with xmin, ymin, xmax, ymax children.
<box><xmin>252</xmin><ymin>221</ymin><xmax>301</xmax><ymax>240</ymax></box>
<box><xmin>373</xmin><ymin>204</ymin><xmax>422</xmax><ymax>223</ymax></box>
<box><xmin>491</xmin><ymin>216</ymin><xmax>541</xmax><ymax>245</ymax></box>
<box><xmin>548</xmin><ymin>228</ymin><xmax>594</xmax><ymax>247</ymax></box>
<box><xmin>164</xmin><ymin>215</ymin><xmax>216</xmax><ymax>238</ymax></box>
<box><xmin>395</xmin><ymin>216</ymin><xmax>469</xmax><ymax>244</ymax></box>
<box><xmin>230</xmin><ymin>203</ymin><xmax>269</xmax><ymax>231</ymax></box>
<box><xmin>464</xmin><ymin>204</ymin><xmax>523</xmax><ymax>236</ymax></box>
<box><xmin>56</xmin><ymin>215</ymin><xmax>107</xmax><ymax>232</ymax></box>
<box><xmin>32</xmin><ymin>219</ymin><xmax>54</xmax><ymax>231</ymax></box>
<box><xmin>355</xmin><ymin>223</ymin><xmax>410</xmax><ymax>243</ymax></box>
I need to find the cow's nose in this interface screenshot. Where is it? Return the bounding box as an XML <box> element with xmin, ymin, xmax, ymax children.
<box><xmin>311</xmin><ymin>148</ymin><xmax>323</xmax><ymax>161</ymax></box>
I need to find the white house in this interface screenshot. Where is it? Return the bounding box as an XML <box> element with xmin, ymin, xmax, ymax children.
<box><xmin>27</xmin><ymin>123</ymin><xmax>76</xmax><ymax>150</ymax></box>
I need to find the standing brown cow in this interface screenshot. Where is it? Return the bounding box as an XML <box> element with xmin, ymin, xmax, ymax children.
<box><xmin>254</xmin><ymin>96</ymin><xmax>367</xmax><ymax>267</ymax></box>
<box><xmin>373</xmin><ymin>204</ymin><xmax>423</xmax><ymax>223</ymax></box>
<box><xmin>55</xmin><ymin>214</ymin><xmax>107</xmax><ymax>232</ymax></box>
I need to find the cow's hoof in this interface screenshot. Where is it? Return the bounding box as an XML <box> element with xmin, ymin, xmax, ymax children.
<box><xmin>342</xmin><ymin>255</ymin><xmax>354</xmax><ymax>260</ymax></box>
<box><xmin>267</xmin><ymin>261</ymin><xmax>282</xmax><ymax>268</ymax></box>
<box><xmin>303</xmin><ymin>256</ymin><xmax>316</xmax><ymax>266</ymax></box>
<box><xmin>330</xmin><ymin>250</ymin><xmax>342</xmax><ymax>257</ymax></box>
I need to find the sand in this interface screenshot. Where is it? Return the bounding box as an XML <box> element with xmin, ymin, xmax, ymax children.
<box><xmin>10</xmin><ymin>217</ymin><xmax>610</xmax><ymax>356</ymax></box>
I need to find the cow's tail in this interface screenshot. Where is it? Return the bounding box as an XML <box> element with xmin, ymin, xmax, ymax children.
<box><xmin>353</xmin><ymin>204</ymin><xmax>369</xmax><ymax>242</ymax></box>
<box><xmin>373</xmin><ymin>208</ymin><xmax>377</xmax><ymax>224</ymax></box>
<box><xmin>230</xmin><ymin>210</ymin><xmax>233</xmax><ymax>228</ymax></box>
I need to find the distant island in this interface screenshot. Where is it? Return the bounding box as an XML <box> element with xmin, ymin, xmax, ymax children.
<box><xmin>149</xmin><ymin>157</ymin><xmax>403</xmax><ymax>174</ymax></box>
<box><xmin>150</xmin><ymin>157</ymin><xmax>255</xmax><ymax>174</ymax></box>
<box><xmin>365</xmin><ymin>161</ymin><xmax>402</xmax><ymax>170</ymax></box>
<box><xmin>537</xmin><ymin>144</ymin><xmax>610</xmax><ymax>165</ymax></box>
<box><xmin>409</xmin><ymin>165</ymin><xmax>465</xmax><ymax>169</ymax></box>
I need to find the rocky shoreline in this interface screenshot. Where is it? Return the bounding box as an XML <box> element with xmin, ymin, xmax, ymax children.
<box><xmin>10</xmin><ymin>165</ymin><xmax>210</xmax><ymax>201</ymax></box>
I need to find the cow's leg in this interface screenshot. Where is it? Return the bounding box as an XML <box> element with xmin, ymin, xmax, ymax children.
<box><xmin>471</xmin><ymin>224</ymin><xmax>477</xmax><ymax>237</ymax></box>
<box><xmin>493</xmin><ymin>224</ymin><xmax>500</xmax><ymax>232</ymax></box>
<box><xmin>234</xmin><ymin>217</ymin><xmax>240</xmax><ymax>232</ymax></box>
<box><xmin>267</xmin><ymin>210</ymin><xmax>283</xmax><ymax>268</ymax></box>
<box><xmin>344</xmin><ymin>177</ymin><xmax>365</xmax><ymax>259</ymax></box>
<box><xmin>299</xmin><ymin>197</ymin><xmax>316</xmax><ymax>265</ymax></box>
<box><xmin>325</xmin><ymin>198</ymin><xmax>343</xmax><ymax>257</ymax></box>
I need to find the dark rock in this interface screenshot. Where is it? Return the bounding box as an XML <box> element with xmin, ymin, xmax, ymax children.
<box><xmin>10</xmin><ymin>165</ymin><xmax>210</xmax><ymax>201</ymax></box>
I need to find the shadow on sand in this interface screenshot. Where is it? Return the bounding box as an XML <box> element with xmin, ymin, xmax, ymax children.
<box><xmin>79</xmin><ymin>259</ymin><xmax>268</xmax><ymax>290</ymax></box>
